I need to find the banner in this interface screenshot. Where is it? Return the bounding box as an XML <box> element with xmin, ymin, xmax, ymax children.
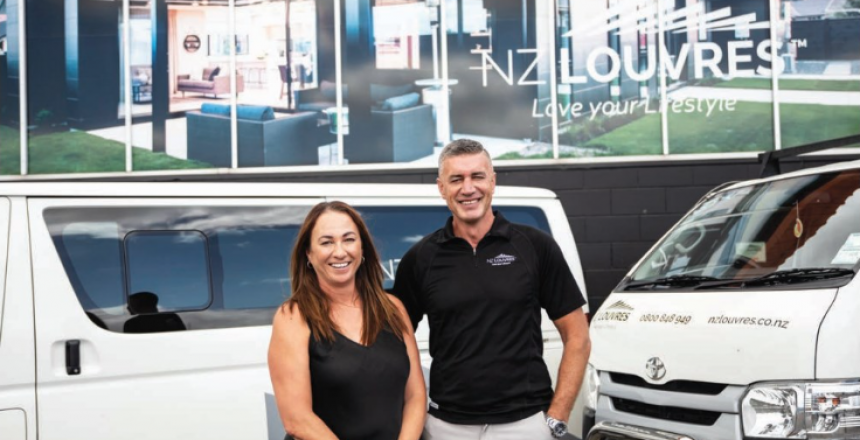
<box><xmin>1</xmin><ymin>0</ymin><xmax>858</xmax><ymax>176</ymax></box>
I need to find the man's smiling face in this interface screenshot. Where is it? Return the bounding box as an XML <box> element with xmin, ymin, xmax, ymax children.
<box><xmin>437</xmin><ymin>152</ymin><xmax>496</xmax><ymax>225</ymax></box>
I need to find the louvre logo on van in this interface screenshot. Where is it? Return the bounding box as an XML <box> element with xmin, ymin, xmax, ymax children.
<box><xmin>487</xmin><ymin>253</ymin><xmax>517</xmax><ymax>266</ymax></box>
<box><xmin>607</xmin><ymin>301</ymin><xmax>634</xmax><ymax>311</ymax></box>
<box><xmin>595</xmin><ymin>311</ymin><xmax>631</xmax><ymax>322</ymax></box>
<box><xmin>595</xmin><ymin>300</ymin><xmax>634</xmax><ymax>322</ymax></box>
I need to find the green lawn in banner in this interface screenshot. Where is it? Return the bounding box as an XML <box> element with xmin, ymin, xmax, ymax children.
<box><xmin>780</xmin><ymin>103</ymin><xmax>860</xmax><ymax>149</ymax></box>
<box><xmin>0</xmin><ymin>126</ymin><xmax>211</xmax><ymax>175</ymax></box>
<box><xmin>536</xmin><ymin>101</ymin><xmax>860</xmax><ymax>158</ymax></box>
<box><xmin>716</xmin><ymin>78</ymin><xmax>860</xmax><ymax>92</ymax></box>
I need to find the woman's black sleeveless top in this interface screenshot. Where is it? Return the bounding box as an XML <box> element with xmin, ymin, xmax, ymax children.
<box><xmin>309</xmin><ymin>328</ymin><xmax>410</xmax><ymax>440</ymax></box>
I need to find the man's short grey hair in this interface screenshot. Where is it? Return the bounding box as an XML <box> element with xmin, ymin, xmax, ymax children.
<box><xmin>437</xmin><ymin>139</ymin><xmax>492</xmax><ymax>174</ymax></box>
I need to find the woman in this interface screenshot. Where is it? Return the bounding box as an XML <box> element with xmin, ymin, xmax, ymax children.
<box><xmin>268</xmin><ymin>201</ymin><xmax>426</xmax><ymax>440</ymax></box>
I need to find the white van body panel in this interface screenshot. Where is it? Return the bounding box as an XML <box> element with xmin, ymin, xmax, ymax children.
<box><xmin>815</xmin><ymin>274</ymin><xmax>860</xmax><ymax>379</ymax></box>
<box><xmin>590</xmin><ymin>290</ymin><xmax>835</xmax><ymax>385</ymax></box>
<box><xmin>0</xmin><ymin>197</ymin><xmax>36</xmax><ymax>440</ymax></box>
<box><xmin>29</xmin><ymin>198</ymin><xmax>323</xmax><ymax>440</ymax></box>
<box><xmin>16</xmin><ymin>184</ymin><xmax>585</xmax><ymax>440</ymax></box>
<box><xmin>539</xmin><ymin>198</ymin><xmax>588</xmax><ymax>308</ymax></box>
<box><xmin>0</xmin><ymin>410</ymin><xmax>28</xmax><ymax>440</ymax></box>
<box><xmin>586</xmin><ymin>161</ymin><xmax>860</xmax><ymax>439</ymax></box>
<box><xmin>0</xmin><ymin>197</ymin><xmax>10</xmax><ymax>338</ymax></box>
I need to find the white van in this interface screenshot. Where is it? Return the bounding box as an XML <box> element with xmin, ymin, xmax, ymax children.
<box><xmin>0</xmin><ymin>182</ymin><xmax>587</xmax><ymax>440</ymax></box>
<box><xmin>584</xmin><ymin>160</ymin><xmax>860</xmax><ymax>440</ymax></box>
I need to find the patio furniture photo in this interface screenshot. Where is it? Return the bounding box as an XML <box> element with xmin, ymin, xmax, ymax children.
<box><xmin>346</xmin><ymin>88</ymin><xmax>434</xmax><ymax>163</ymax></box>
<box><xmin>295</xmin><ymin>80</ymin><xmax>347</xmax><ymax>112</ymax></box>
<box><xmin>177</xmin><ymin>67</ymin><xmax>245</xmax><ymax>98</ymax></box>
<box><xmin>186</xmin><ymin>103</ymin><xmax>333</xmax><ymax>167</ymax></box>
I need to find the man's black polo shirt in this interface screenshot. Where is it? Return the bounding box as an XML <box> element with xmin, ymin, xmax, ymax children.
<box><xmin>392</xmin><ymin>211</ymin><xmax>585</xmax><ymax>425</ymax></box>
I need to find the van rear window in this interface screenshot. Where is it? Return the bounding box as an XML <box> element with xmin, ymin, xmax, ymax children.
<box><xmin>43</xmin><ymin>205</ymin><xmax>550</xmax><ymax>333</ymax></box>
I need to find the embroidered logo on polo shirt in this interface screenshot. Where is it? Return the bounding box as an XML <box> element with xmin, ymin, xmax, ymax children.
<box><xmin>487</xmin><ymin>253</ymin><xmax>517</xmax><ymax>266</ymax></box>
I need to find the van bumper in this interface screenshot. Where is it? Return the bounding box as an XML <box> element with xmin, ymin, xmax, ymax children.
<box><xmin>586</xmin><ymin>421</ymin><xmax>694</xmax><ymax>440</ymax></box>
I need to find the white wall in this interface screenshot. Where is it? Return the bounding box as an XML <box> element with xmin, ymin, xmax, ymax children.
<box><xmin>172</xmin><ymin>9</ymin><xmax>209</xmax><ymax>81</ymax></box>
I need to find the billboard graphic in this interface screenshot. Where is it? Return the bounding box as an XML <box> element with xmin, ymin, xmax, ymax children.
<box><xmin>0</xmin><ymin>0</ymin><xmax>856</xmax><ymax>176</ymax></box>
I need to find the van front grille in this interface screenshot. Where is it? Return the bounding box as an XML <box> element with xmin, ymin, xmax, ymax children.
<box><xmin>609</xmin><ymin>372</ymin><xmax>728</xmax><ymax>395</ymax></box>
<box><xmin>611</xmin><ymin>397</ymin><xmax>722</xmax><ymax>426</ymax></box>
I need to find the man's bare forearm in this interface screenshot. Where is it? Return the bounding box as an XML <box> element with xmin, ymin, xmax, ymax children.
<box><xmin>547</xmin><ymin>337</ymin><xmax>590</xmax><ymax>421</ymax></box>
<box><xmin>547</xmin><ymin>309</ymin><xmax>591</xmax><ymax>422</ymax></box>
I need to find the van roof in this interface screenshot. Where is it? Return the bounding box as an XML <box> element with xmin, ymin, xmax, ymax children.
<box><xmin>723</xmin><ymin>158</ymin><xmax>860</xmax><ymax>192</ymax></box>
<box><xmin>0</xmin><ymin>182</ymin><xmax>558</xmax><ymax>199</ymax></box>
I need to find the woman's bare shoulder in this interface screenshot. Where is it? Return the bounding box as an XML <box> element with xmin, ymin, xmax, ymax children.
<box><xmin>273</xmin><ymin>300</ymin><xmax>310</xmax><ymax>335</ymax></box>
<box><xmin>268</xmin><ymin>300</ymin><xmax>310</xmax><ymax>371</ymax></box>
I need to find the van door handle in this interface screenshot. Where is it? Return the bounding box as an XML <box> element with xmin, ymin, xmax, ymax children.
<box><xmin>66</xmin><ymin>340</ymin><xmax>81</xmax><ymax>375</ymax></box>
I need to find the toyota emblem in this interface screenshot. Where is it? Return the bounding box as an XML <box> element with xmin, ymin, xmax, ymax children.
<box><xmin>645</xmin><ymin>357</ymin><xmax>666</xmax><ymax>381</ymax></box>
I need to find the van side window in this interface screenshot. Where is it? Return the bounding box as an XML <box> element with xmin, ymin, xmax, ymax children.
<box><xmin>125</xmin><ymin>231</ymin><xmax>212</xmax><ymax>312</ymax></box>
<box><xmin>61</xmin><ymin>222</ymin><xmax>126</xmax><ymax>315</ymax></box>
<box><xmin>356</xmin><ymin>206</ymin><xmax>550</xmax><ymax>289</ymax></box>
<box><xmin>44</xmin><ymin>206</ymin><xmax>307</xmax><ymax>333</ymax></box>
<box><xmin>44</xmin><ymin>205</ymin><xmax>548</xmax><ymax>331</ymax></box>
<box><xmin>212</xmin><ymin>228</ymin><xmax>295</xmax><ymax>309</ymax></box>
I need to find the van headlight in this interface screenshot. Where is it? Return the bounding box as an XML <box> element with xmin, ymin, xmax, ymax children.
<box><xmin>584</xmin><ymin>364</ymin><xmax>600</xmax><ymax>411</ymax></box>
<box><xmin>742</xmin><ymin>381</ymin><xmax>860</xmax><ymax>438</ymax></box>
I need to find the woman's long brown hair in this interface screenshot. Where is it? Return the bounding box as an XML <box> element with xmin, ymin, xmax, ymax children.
<box><xmin>286</xmin><ymin>201</ymin><xmax>406</xmax><ymax>345</ymax></box>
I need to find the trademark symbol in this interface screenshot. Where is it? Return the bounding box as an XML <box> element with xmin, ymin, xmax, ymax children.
<box><xmin>790</xmin><ymin>39</ymin><xmax>808</xmax><ymax>48</ymax></box>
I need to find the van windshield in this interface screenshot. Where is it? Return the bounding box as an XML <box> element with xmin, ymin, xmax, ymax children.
<box><xmin>626</xmin><ymin>170</ymin><xmax>860</xmax><ymax>290</ymax></box>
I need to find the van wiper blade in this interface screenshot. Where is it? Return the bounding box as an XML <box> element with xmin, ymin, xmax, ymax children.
<box><xmin>696</xmin><ymin>267</ymin><xmax>856</xmax><ymax>289</ymax></box>
<box><xmin>624</xmin><ymin>275</ymin><xmax>719</xmax><ymax>290</ymax></box>
<box><xmin>744</xmin><ymin>267</ymin><xmax>855</xmax><ymax>286</ymax></box>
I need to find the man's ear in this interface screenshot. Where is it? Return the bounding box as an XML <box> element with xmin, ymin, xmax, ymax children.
<box><xmin>437</xmin><ymin>177</ymin><xmax>445</xmax><ymax>197</ymax></box>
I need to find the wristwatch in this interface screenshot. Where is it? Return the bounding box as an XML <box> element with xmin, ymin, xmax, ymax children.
<box><xmin>545</xmin><ymin>415</ymin><xmax>568</xmax><ymax>438</ymax></box>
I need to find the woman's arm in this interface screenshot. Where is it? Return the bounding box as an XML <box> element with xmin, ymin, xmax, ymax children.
<box><xmin>389</xmin><ymin>295</ymin><xmax>427</xmax><ymax>440</ymax></box>
<box><xmin>268</xmin><ymin>303</ymin><xmax>339</xmax><ymax>440</ymax></box>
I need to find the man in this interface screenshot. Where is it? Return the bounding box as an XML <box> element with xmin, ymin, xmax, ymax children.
<box><xmin>393</xmin><ymin>139</ymin><xmax>591</xmax><ymax>439</ymax></box>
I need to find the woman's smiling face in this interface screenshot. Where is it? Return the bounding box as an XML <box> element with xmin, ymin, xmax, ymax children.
<box><xmin>307</xmin><ymin>210</ymin><xmax>363</xmax><ymax>291</ymax></box>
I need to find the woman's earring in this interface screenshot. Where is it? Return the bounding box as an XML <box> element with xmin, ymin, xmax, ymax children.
<box><xmin>361</xmin><ymin>256</ymin><xmax>365</xmax><ymax>264</ymax></box>
<box><xmin>306</xmin><ymin>260</ymin><xmax>312</xmax><ymax>269</ymax></box>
